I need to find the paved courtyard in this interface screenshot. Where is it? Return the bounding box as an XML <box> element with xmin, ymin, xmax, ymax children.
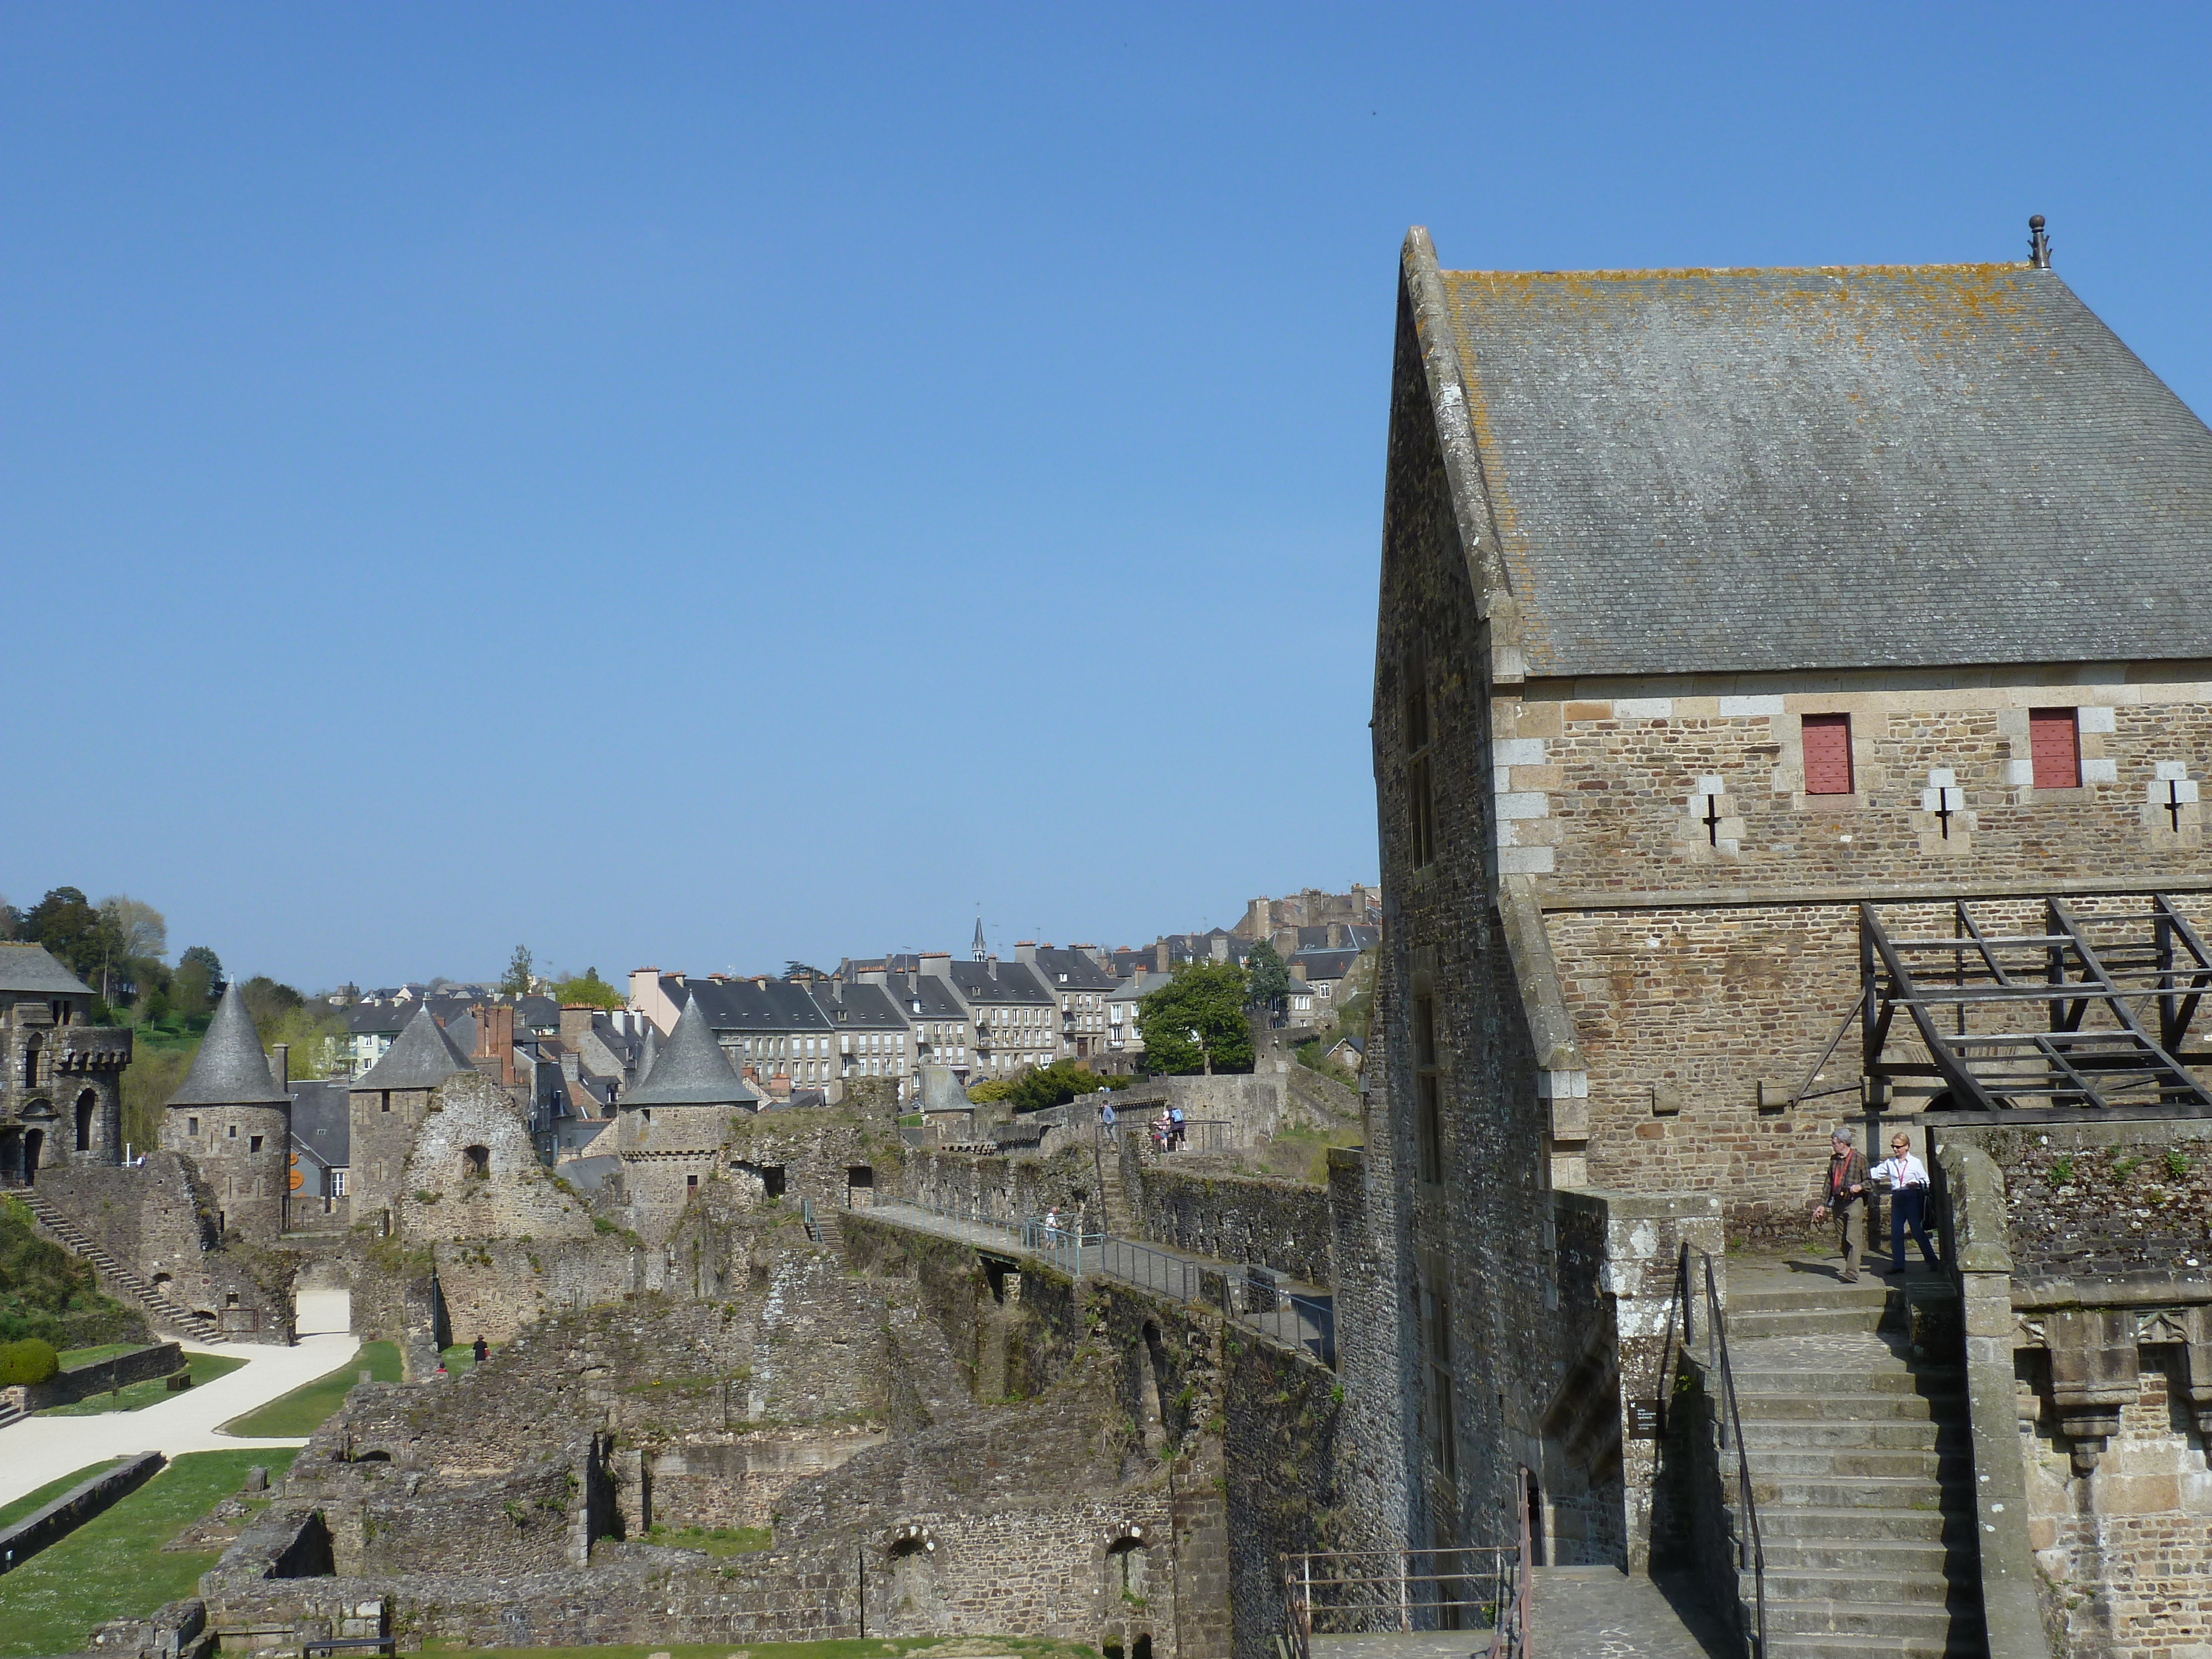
<box><xmin>0</xmin><ymin>1288</ymin><xmax>357</xmax><ymax>1510</ymax></box>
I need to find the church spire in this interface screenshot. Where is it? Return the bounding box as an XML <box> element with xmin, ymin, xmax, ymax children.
<box><xmin>972</xmin><ymin>916</ymin><xmax>987</xmax><ymax>961</ymax></box>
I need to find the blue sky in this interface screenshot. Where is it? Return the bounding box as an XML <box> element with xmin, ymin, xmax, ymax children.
<box><xmin>5</xmin><ymin>4</ymin><xmax>2209</xmax><ymax>989</ymax></box>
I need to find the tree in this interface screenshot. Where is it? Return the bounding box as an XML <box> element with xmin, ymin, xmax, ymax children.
<box><xmin>241</xmin><ymin>975</ymin><xmax>305</xmax><ymax>1032</ymax></box>
<box><xmin>25</xmin><ymin>888</ymin><xmax>119</xmax><ymax>983</ymax></box>
<box><xmin>172</xmin><ymin>946</ymin><xmax>223</xmax><ymax>1018</ymax></box>
<box><xmin>1244</xmin><ymin>940</ymin><xmax>1291</xmax><ymax>1013</ymax></box>
<box><xmin>783</xmin><ymin>962</ymin><xmax>826</xmax><ymax>982</ymax></box>
<box><xmin>98</xmin><ymin>896</ymin><xmax>167</xmax><ymax>964</ymax></box>
<box><xmin>500</xmin><ymin>945</ymin><xmax>535</xmax><ymax>998</ymax></box>
<box><xmin>1136</xmin><ymin>962</ymin><xmax>1255</xmax><ymax>1076</ymax></box>
<box><xmin>552</xmin><ymin>968</ymin><xmax>623</xmax><ymax>1009</ymax></box>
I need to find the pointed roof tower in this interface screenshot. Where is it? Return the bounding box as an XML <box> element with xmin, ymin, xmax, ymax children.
<box><xmin>354</xmin><ymin>1002</ymin><xmax>473</xmax><ymax>1093</ymax></box>
<box><xmin>972</xmin><ymin>917</ymin><xmax>988</xmax><ymax>961</ymax></box>
<box><xmin>167</xmin><ymin>983</ymin><xmax>290</xmax><ymax>1107</ymax></box>
<box><xmin>634</xmin><ymin>1021</ymin><xmax>662</xmax><ymax>1091</ymax></box>
<box><xmin>623</xmin><ymin>997</ymin><xmax>758</xmax><ymax>1108</ymax></box>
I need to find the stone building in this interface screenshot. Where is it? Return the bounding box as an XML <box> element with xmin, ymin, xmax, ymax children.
<box><xmin>1020</xmin><ymin>945</ymin><xmax>1119</xmax><ymax>1060</ymax></box>
<box><xmin>159</xmin><ymin>984</ymin><xmax>295</xmax><ymax>1242</ymax></box>
<box><xmin>347</xmin><ymin>1003</ymin><xmax>474</xmax><ymax>1226</ymax></box>
<box><xmin>810</xmin><ymin>978</ymin><xmax>916</xmax><ymax>1100</ymax></box>
<box><xmin>880</xmin><ymin>968</ymin><xmax>976</xmax><ymax>1079</ymax></box>
<box><xmin>932</xmin><ymin>954</ymin><xmax>1057</xmax><ymax>1077</ymax></box>
<box><xmin>614</xmin><ymin>995</ymin><xmax>760</xmax><ymax>1226</ymax></box>
<box><xmin>1363</xmin><ymin>221</ymin><xmax>2212</xmax><ymax>1632</ymax></box>
<box><xmin>0</xmin><ymin>942</ymin><xmax>129</xmax><ymax>1181</ymax></box>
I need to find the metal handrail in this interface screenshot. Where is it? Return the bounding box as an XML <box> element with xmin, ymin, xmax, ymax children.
<box><xmin>1670</xmin><ymin>1244</ymin><xmax>1765</xmax><ymax>1659</ymax></box>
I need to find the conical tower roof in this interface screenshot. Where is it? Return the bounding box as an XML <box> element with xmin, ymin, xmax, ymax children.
<box><xmin>634</xmin><ymin>1022</ymin><xmax>661</xmax><ymax>1091</ymax></box>
<box><xmin>623</xmin><ymin>996</ymin><xmax>757</xmax><ymax>1108</ymax></box>
<box><xmin>354</xmin><ymin>1001</ymin><xmax>473</xmax><ymax>1092</ymax></box>
<box><xmin>167</xmin><ymin>983</ymin><xmax>290</xmax><ymax>1107</ymax></box>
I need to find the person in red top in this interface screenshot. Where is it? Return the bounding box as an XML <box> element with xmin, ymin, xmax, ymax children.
<box><xmin>1811</xmin><ymin>1129</ymin><xmax>1871</xmax><ymax>1282</ymax></box>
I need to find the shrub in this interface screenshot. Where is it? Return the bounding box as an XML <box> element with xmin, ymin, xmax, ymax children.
<box><xmin>0</xmin><ymin>1337</ymin><xmax>60</xmax><ymax>1386</ymax></box>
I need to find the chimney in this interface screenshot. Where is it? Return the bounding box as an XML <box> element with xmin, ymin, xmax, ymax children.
<box><xmin>1154</xmin><ymin>940</ymin><xmax>1169</xmax><ymax>973</ymax></box>
<box><xmin>2029</xmin><ymin>213</ymin><xmax>2052</xmax><ymax>269</ymax></box>
<box><xmin>560</xmin><ymin>1003</ymin><xmax>594</xmax><ymax>1048</ymax></box>
<box><xmin>920</xmin><ymin>953</ymin><xmax>952</xmax><ymax>981</ymax></box>
<box><xmin>271</xmin><ymin>1044</ymin><xmax>289</xmax><ymax>1092</ymax></box>
<box><xmin>473</xmin><ymin>1002</ymin><xmax>517</xmax><ymax>1087</ymax></box>
<box><xmin>1211</xmin><ymin>936</ymin><xmax>1229</xmax><ymax>963</ymax></box>
<box><xmin>1328</xmin><ymin>922</ymin><xmax>1346</xmax><ymax>948</ymax></box>
<box><xmin>861</xmin><ymin>969</ymin><xmax>888</xmax><ymax>986</ymax></box>
<box><xmin>1015</xmin><ymin>941</ymin><xmax>1038</xmax><ymax>966</ymax></box>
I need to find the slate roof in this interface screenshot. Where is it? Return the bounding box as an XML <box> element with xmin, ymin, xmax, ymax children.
<box><xmin>946</xmin><ymin>961</ymin><xmax>1052</xmax><ymax>1006</ymax></box>
<box><xmin>352</xmin><ymin>1003</ymin><xmax>474</xmax><ymax>1092</ymax></box>
<box><xmin>289</xmin><ymin>1079</ymin><xmax>351</xmax><ymax>1166</ymax></box>
<box><xmin>624</xmin><ymin>997</ymin><xmax>759</xmax><ymax>1108</ymax></box>
<box><xmin>517</xmin><ymin>995</ymin><xmax>560</xmax><ymax>1031</ymax></box>
<box><xmin>679</xmin><ymin>978</ymin><xmax>834</xmax><ymax>1034</ymax></box>
<box><xmin>810</xmin><ymin>982</ymin><xmax>908</xmax><ymax>1030</ymax></box>
<box><xmin>883</xmin><ymin>972</ymin><xmax>968</xmax><ymax>1022</ymax></box>
<box><xmin>1291</xmin><ymin>949</ymin><xmax>1362</xmax><ymax>983</ymax></box>
<box><xmin>168</xmin><ymin>984</ymin><xmax>290</xmax><ymax>1107</ymax></box>
<box><xmin>1428</xmin><ymin>251</ymin><xmax>2212</xmax><ymax>676</ymax></box>
<box><xmin>0</xmin><ymin>943</ymin><xmax>93</xmax><ymax>997</ymax></box>
<box><xmin>1109</xmin><ymin>970</ymin><xmax>1173</xmax><ymax>1004</ymax></box>
<box><xmin>1030</xmin><ymin>947</ymin><xmax>1119</xmax><ymax>993</ymax></box>
<box><xmin>348</xmin><ymin>1005</ymin><xmax>409</xmax><ymax>1037</ymax></box>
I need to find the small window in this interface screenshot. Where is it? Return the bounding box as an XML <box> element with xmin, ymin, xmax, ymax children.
<box><xmin>249</xmin><ymin>1135</ymin><xmax>263</xmax><ymax>1152</ymax></box>
<box><xmin>187</xmin><ymin>1117</ymin><xmax>199</xmax><ymax>1137</ymax></box>
<box><xmin>1405</xmin><ymin>646</ymin><xmax>1438</xmax><ymax>870</ymax></box>
<box><xmin>228</xmin><ymin>1123</ymin><xmax>238</xmax><ymax>1139</ymax></box>
<box><xmin>2030</xmin><ymin>708</ymin><xmax>2081</xmax><ymax>789</ymax></box>
<box><xmin>1802</xmin><ymin>714</ymin><xmax>1854</xmax><ymax>795</ymax></box>
<box><xmin>380</xmin><ymin>1091</ymin><xmax>392</xmax><ymax>1114</ymax></box>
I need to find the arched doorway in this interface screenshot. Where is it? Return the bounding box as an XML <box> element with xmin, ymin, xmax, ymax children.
<box><xmin>23</xmin><ymin>1128</ymin><xmax>44</xmax><ymax>1185</ymax></box>
<box><xmin>76</xmin><ymin>1091</ymin><xmax>97</xmax><ymax>1154</ymax></box>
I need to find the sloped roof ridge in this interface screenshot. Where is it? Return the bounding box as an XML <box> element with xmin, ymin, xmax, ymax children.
<box><xmin>168</xmin><ymin>984</ymin><xmax>290</xmax><ymax>1107</ymax></box>
<box><xmin>1443</xmin><ymin>259</ymin><xmax>2019</xmax><ymax>280</ymax></box>
<box><xmin>353</xmin><ymin>1002</ymin><xmax>473</xmax><ymax>1092</ymax></box>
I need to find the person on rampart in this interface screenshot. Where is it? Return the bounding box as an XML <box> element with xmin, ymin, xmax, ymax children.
<box><xmin>1811</xmin><ymin>1128</ymin><xmax>1870</xmax><ymax>1282</ymax></box>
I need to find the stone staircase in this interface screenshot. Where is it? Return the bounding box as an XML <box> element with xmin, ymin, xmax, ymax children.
<box><xmin>1094</xmin><ymin>1135</ymin><xmax>1134</xmax><ymax>1236</ymax></box>
<box><xmin>1721</xmin><ymin>1274</ymin><xmax>1979</xmax><ymax>1657</ymax></box>
<box><xmin>14</xmin><ymin>1186</ymin><xmax>225</xmax><ymax>1345</ymax></box>
<box><xmin>0</xmin><ymin>1397</ymin><xmax>26</xmax><ymax>1430</ymax></box>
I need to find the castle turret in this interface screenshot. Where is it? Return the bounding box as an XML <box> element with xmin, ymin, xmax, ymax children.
<box><xmin>617</xmin><ymin>997</ymin><xmax>759</xmax><ymax>1224</ymax></box>
<box><xmin>163</xmin><ymin>983</ymin><xmax>293</xmax><ymax>1240</ymax></box>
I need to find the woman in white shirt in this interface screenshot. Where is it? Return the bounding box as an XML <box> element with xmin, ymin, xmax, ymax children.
<box><xmin>1870</xmin><ymin>1131</ymin><xmax>1940</xmax><ymax>1276</ymax></box>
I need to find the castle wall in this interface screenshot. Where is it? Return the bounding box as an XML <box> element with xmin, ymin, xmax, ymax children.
<box><xmin>347</xmin><ymin>1085</ymin><xmax>435</xmax><ymax>1227</ymax></box>
<box><xmin>161</xmin><ymin>1100</ymin><xmax>291</xmax><ymax>1242</ymax></box>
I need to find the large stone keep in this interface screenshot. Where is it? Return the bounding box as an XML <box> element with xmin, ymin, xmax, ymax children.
<box><xmin>1365</xmin><ymin>222</ymin><xmax>2212</xmax><ymax>1595</ymax></box>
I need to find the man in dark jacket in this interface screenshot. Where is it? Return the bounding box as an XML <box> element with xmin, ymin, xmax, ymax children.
<box><xmin>1811</xmin><ymin>1129</ymin><xmax>1871</xmax><ymax>1282</ymax></box>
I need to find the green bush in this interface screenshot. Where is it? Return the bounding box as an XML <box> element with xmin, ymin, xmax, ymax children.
<box><xmin>0</xmin><ymin>1337</ymin><xmax>61</xmax><ymax>1386</ymax></box>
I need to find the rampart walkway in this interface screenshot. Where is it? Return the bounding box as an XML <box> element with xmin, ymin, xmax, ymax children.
<box><xmin>860</xmin><ymin>1194</ymin><xmax>1338</xmax><ymax>1368</ymax></box>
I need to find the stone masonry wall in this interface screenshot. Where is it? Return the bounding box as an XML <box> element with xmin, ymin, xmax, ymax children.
<box><xmin>1121</xmin><ymin>1139</ymin><xmax>1334</xmax><ymax>1286</ymax></box>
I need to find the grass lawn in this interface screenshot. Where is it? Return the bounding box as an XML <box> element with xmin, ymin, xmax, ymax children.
<box><xmin>0</xmin><ymin>1459</ymin><xmax>125</xmax><ymax>1531</ymax></box>
<box><xmin>41</xmin><ymin>1352</ymin><xmax>246</xmax><ymax>1417</ymax></box>
<box><xmin>218</xmin><ymin>1339</ymin><xmax>401</xmax><ymax>1438</ymax></box>
<box><xmin>437</xmin><ymin>1342</ymin><xmax>484</xmax><ymax>1372</ymax></box>
<box><xmin>0</xmin><ymin>1448</ymin><xmax>295</xmax><ymax>1659</ymax></box>
<box><xmin>419</xmin><ymin>1642</ymin><xmax>1098</xmax><ymax>1659</ymax></box>
<box><xmin>59</xmin><ymin>1342</ymin><xmax>147</xmax><ymax>1368</ymax></box>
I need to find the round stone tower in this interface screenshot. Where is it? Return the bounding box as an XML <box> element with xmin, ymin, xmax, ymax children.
<box><xmin>617</xmin><ymin>995</ymin><xmax>759</xmax><ymax>1229</ymax></box>
<box><xmin>161</xmin><ymin>983</ymin><xmax>294</xmax><ymax>1240</ymax></box>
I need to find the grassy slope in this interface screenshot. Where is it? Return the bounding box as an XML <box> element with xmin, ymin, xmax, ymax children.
<box><xmin>0</xmin><ymin>1448</ymin><xmax>295</xmax><ymax>1659</ymax></box>
<box><xmin>41</xmin><ymin>1352</ymin><xmax>246</xmax><ymax>1417</ymax></box>
<box><xmin>218</xmin><ymin>1339</ymin><xmax>401</xmax><ymax>1438</ymax></box>
<box><xmin>59</xmin><ymin>1342</ymin><xmax>145</xmax><ymax>1368</ymax></box>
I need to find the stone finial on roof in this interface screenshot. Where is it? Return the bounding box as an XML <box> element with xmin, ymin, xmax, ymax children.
<box><xmin>622</xmin><ymin>997</ymin><xmax>758</xmax><ymax>1109</ymax></box>
<box><xmin>353</xmin><ymin>1001</ymin><xmax>473</xmax><ymax>1093</ymax></box>
<box><xmin>167</xmin><ymin>983</ymin><xmax>290</xmax><ymax>1108</ymax></box>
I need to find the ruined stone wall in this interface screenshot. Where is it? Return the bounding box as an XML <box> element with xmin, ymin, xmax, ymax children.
<box><xmin>900</xmin><ymin>1141</ymin><xmax>1105</xmax><ymax>1229</ymax></box>
<box><xmin>1966</xmin><ymin>1116</ymin><xmax>2212</xmax><ymax>1280</ymax></box>
<box><xmin>1121</xmin><ymin>1144</ymin><xmax>1334</xmax><ymax>1286</ymax></box>
<box><xmin>348</xmin><ymin>1085</ymin><xmax>435</xmax><ymax>1225</ymax></box>
<box><xmin>398</xmin><ymin>1072</ymin><xmax>599</xmax><ymax>1246</ymax></box>
<box><xmin>35</xmin><ymin>1154</ymin><xmax>295</xmax><ymax>1339</ymax></box>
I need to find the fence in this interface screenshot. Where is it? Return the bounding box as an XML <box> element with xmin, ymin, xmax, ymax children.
<box><xmin>868</xmin><ymin>1193</ymin><xmax>1098</xmax><ymax>1281</ymax></box>
<box><xmin>1099</xmin><ymin>1115</ymin><xmax>1230</xmax><ymax>1155</ymax></box>
<box><xmin>1281</xmin><ymin>1531</ymin><xmax>1529</xmax><ymax>1657</ymax></box>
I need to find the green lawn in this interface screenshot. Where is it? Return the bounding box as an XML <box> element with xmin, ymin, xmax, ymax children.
<box><xmin>40</xmin><ymin>1352</ymin><xmax>245</xmax><ymax>1416</ymax></box>
<box><xmin>0</xmin><ymin>1459</ymin><xmax>124</xmax><ymax>1530</ymax></box>
<box><xmin>218</xmin><ymin>1339</ymin><xmax>400</xmax><ymax>1438</ymax></box>
<box><xmin>418</xmin><ymin>1642</ymin><xmax>1097</xmax><ymax>1659</ymax></box>
<box><xmin>59</xmin><ymin>1342</ymin><xmax>146</xmax><ymax>1368</ymax></box>
<box><xmin>438</xmin><ymin>1342</ymin><xmax>484</xmax><ymax>1372</ymax></box>
<box><xmin>0</xmin><ymin>1448</ymin><xmax>295</xmax><ymax>1659</ymax></box>
<box><xmin>644</xmin><ymin>1521</ymin><xmax>773</xmax><ymax>1556</ymax></box>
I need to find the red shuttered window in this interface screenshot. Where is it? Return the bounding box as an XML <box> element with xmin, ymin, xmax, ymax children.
<box><xmin>1802</xmin><ymin>714</ymin><xmax>1854</xmax><ymax>795</ymax></box>
<box><xmin>2030</xmin><ymin>708</ymin><xmax>2080</xmax><ymax>789</ymax></box>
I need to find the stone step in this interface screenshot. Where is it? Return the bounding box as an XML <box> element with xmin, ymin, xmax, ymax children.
<box><xmin>1748</xmin><ymin>1567</ymin><xmax>1959</xmax><ymax>1606</ymax></box>
<box><xmin>1757</xmin><ymin>1599</ymin><xmax>1967</xmax><ymax>1641</ymax></box>
<box><xmin>1754</xmin><ymin>1507</ymin><xmax>1958</xmax><ymax>1543</ymax></box>
<box><xmin>1739</xmin><ymin>1419</ymin><xmax>1961</xmax><ymax>1451</ymax></box>
<box><xmin>1728</xmin><ymin>1474</ymin><xmax>1958</xmax><ymax>1511</ymax></box>
<box><xmin>1729</xmin><ymin>1283</ymin><xmax>1894</xmax><ymax>1314</ymax></box>
<box><xmin>1730</xmin><ymin>1305</ymin><xmax>1892</xmax><ymax>1340</ymax></box>
<box><xmin>1748</xmin><ymin>1448</ymin><xmax>1956</xmax><ymax>1480</ymax></box>
<box><xmin>1766</xmin><ymin>1630</ymin><xmax>1983</xmax><ymax>1658</ymax></box>
<box><xmin>0</xmin><ymin>1400</ymin><xmax>24</xmax><ymax>1430</ymax></box>
<box><xmin>1737</xmin><ymin>1390</ymin><xmax>1947</xmax><ymax>1423</ymax></box>
<box><xmin>1728</xmin><ymin>1365</ymin><xmax>1963</xmax><ymax>1396</ymax></box>
<box><xmin>1758</xmin><ymin>1538</ymin><xmax>1953</xmax><ymax>1575</ymax></box>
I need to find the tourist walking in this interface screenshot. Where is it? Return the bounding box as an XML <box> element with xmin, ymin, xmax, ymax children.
<box><xmin>1810</xmin><ymin>1128</ymin><xmax>1870</xmax><ymax>1282</ymax></box>
<box><xmin>1871</xmin><ymin>1131</ymin><xmax>1940</xmax><ymax>1275</ymax></box>
<box><xmin>1168</xmin><ymin>1104</ymin><xmax>1185</xmax><ymax>1150</ymax></box>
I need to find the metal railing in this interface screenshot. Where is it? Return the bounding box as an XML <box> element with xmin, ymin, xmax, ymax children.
<box><xmin>1663</xmin><ymin>1244</ymin><xmax>1765</xmax><ymax>1659</ymax></box>
<box><xmin>1245</xmin><ymin>1289</ymin><xmax>1337</xmax><ymax>1370</ymax></box>
<box><xmin>1281</xmin><ymin>1471</ymin><xmax>1532</xmax><ymax>1658</ymax></box>
<box><xmin>868</xmin><ymin>1193</ymin><xmax>1099</xmax><ymax>1280</ymax></box>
